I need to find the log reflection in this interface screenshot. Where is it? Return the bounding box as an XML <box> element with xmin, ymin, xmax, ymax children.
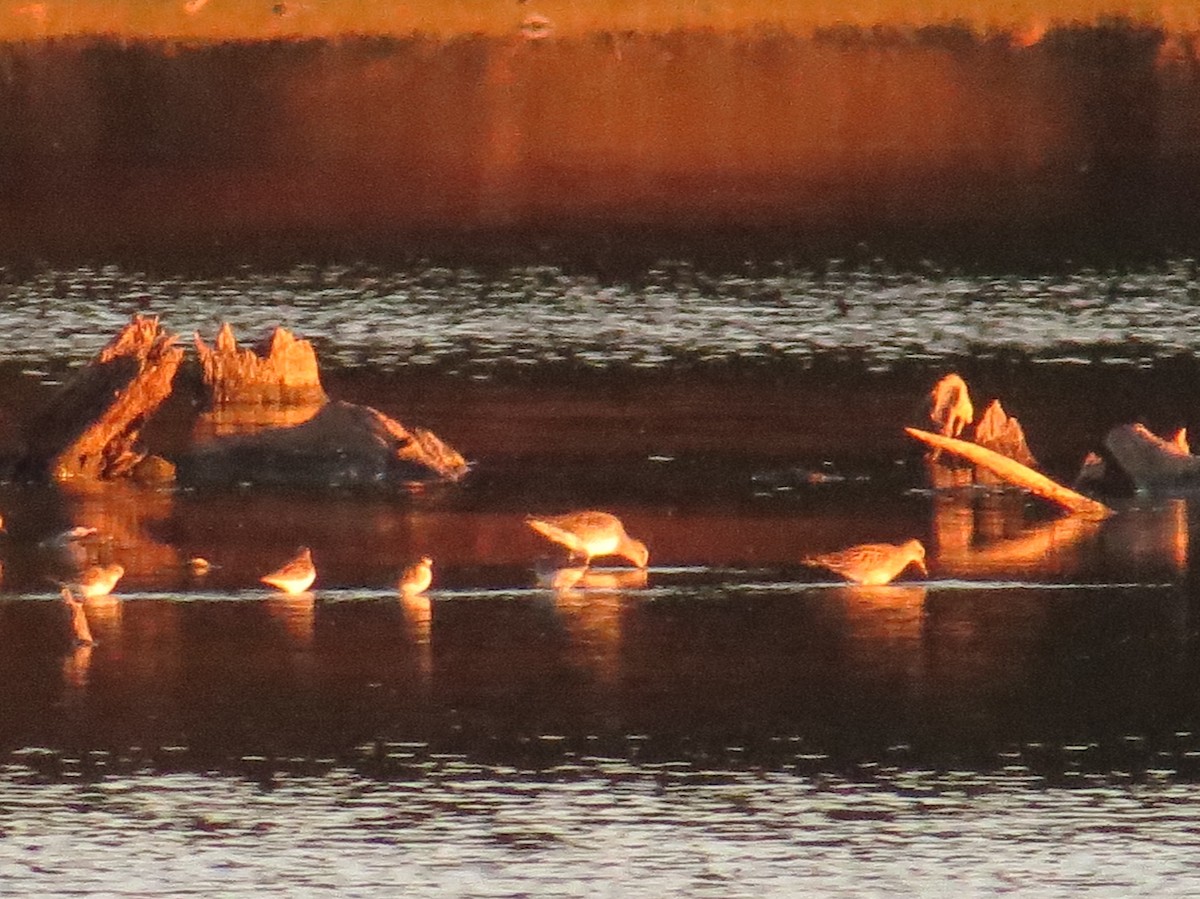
<box><xmin>192</xmin><ymin>404</ymin><xmax>324</xmax><ymax>441</ymax></box>
<box><xmin>933</xmin><ymin>488</ymin><xmax>1103</xmax><ymax>578</ymax></box>
<box><xmin>1100</xmin><ymin>499</ymin><xmax>1189</xmax><ymax>578</ymax></box>
<box><xmin>56</xmin><ymin>480</ymin><xmax>179</xmax><ymax>584</ymax></box>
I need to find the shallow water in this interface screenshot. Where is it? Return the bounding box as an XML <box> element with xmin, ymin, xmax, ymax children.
<box><xmin>4</xmin><ymin>261</ymin><xmax>1200</xmax><ymax>894</ymax></box>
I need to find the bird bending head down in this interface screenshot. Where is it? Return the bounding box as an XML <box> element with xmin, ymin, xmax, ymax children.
<box><xmin>525</xmin><ymin>510</ymin><xmax>649</xmax><ymax>568</ymax></box>
<box><xmin>802</xmin><ymin>539</ymin><xmax>927</xmax><ymax>586</ymax></box>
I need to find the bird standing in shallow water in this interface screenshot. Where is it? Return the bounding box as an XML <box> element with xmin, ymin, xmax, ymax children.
<box><xmin>261</xmin><ymin>547</ymin><xmax>316</xmax><ymax>594</ymax></box>
<box><xmin>63</xmin><ymin>563</ymin><xmax>125</xmax><ymax>599</ymax></box>
<box><xmin>399</xmin><ymin>556</ymin><xmax>433</xmax><ymax>597</ymax></box>
<box><xmin>526</xmin><ymin>511</ymin><xmax>649</xmax><ymax>568</ymax></box>
<box><xmin>802</xmin><ymin>539</ymin><xmax>928</xmax><ymax>586</ymax></box>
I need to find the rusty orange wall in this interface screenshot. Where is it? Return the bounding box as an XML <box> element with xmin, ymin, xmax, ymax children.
<box><xmin>1</xmin><ymin>14</ymin><xmax>1198</xmax><ymax>262</ymax></box>
<box><xmin>1</xmin><ymin>1</ymin><xmax>1199</xmax><ymax>39</ymax></box>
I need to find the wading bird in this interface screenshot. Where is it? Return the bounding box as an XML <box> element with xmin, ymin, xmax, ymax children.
<box><xmin>399</xmin><ymin>556</ymin><xmax>433</xmax><ymax>597</ymax></box>
<box><xmin>526</xmin><ymin>511</ymin><xmax>649</xmax><ymax>569</ymax></box>
<box><xmin>62</xmin><ymin>563</ymin><xmax>125</xmax><ymax>599</ymax></box>
<box><xmin>802</xmin><ymin>539</ymin><xmax>927</xmax><ymax>586</ymax></box>
<box><xmin>261</xmin><ymin>547</ymin><xmax>316</xmax><ymax>594</ymax></box>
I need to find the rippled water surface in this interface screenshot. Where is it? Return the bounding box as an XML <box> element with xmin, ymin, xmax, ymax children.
<box><xmin>3</xmin><ymin>259</ymin><xmax>1200</xmax><ymax>372</ymax></box>
<box><xmin>5</xmin><ymin>260</ymin><xmax>1200</xmax><ymax>895</ymax></box>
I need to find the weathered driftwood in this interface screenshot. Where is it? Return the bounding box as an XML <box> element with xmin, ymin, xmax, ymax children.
<box><xmin>194</xmin><ymin>323</ymin><xmax>326</xmax><ymax>407</ymax></box>
<box><xmin>1103</xmin><ymin>423</ymin><xmax>1200</xmax><ymax>493</ymax></box>
<box><xmin>906</xmin><ymin>427</ymin><xmax>1113</xmax><ymax>518</ymax></box>
<box><xmin>178</xmin><ymin>400</ymin><xmax>469</xmax><ymax>488</ymax></box>
<box><xmin>21</xmin><ymin>315</ymin><xmax>183</xmax><ymax>481</ymax></box>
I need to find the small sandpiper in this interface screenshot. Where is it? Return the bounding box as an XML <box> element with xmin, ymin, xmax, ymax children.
<box><xmin>526</xmin><ymin>511</ymin><xmax>649</xmax><ymax>568</ymax></box>
<box><xmin>261</xmin><ymin>547</ymin><xmax>316</xmax><ymax>594</ymax></box>
<box><xmin>399</xmin><ymin>556</ymin><xmax>433</xmax><ymax>597</ymax></box>
<box><xmin>187</xmin><ymin>557</ymin><xmax>214</xmax><ymax>575</ymax></box>
<box><xmin>802</xmin><ymin>539</ymin><xmax>928</xmax><ymax>586</ymax></box>
<box><xmin>63</xmin><ymin>563</ymin><xmax>125</xmax><ymax>599</ymax></box>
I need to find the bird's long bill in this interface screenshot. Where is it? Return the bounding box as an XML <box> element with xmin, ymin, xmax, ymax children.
<box><xmin>914</xmin><ymin>557</ymin><xmax>929</xmax><ymax>575</ymax></box>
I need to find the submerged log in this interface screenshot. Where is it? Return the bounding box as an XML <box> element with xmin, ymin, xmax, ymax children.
<box><xmin>177</xmin><ymin>400</ymin><xmax>470</xmax><ymax>488</ymax></box>
<box><xmin>906</xmin><ymin>427</ymin><xmax>1113</xmax><ymax>518</ymax></box>
<box><xmin>1103</xmin><ymin>423</ymin><xmax>1200</xmax><ymax>493</ymax></box>
<box><xmin>21</xmin><ymin>315</ymin><xmax>183</xmax><ymax>481</ymax></box>
<box><xmin>194</xmin><ymin>323</ymin><xmax>326</xmax><ymax>408</ymax></box>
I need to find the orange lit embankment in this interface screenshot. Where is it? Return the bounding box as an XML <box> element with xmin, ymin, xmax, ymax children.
<box><xmin>1</xmin><ymin>2</ymin><xmax>1199</xmax><ymax>264</ymax></box>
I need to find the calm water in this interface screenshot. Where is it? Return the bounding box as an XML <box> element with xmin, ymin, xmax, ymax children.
<box><xmin>4</xmin><ymin>261</ymin><xmax>1200</xmax><ymax>895</ymax></box>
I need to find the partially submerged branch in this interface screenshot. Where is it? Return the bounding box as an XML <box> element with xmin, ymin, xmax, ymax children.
<box><xmin>906</xmin><ymin>427</ymin><xmax>1113</xmax><ymax>518</ymax></box>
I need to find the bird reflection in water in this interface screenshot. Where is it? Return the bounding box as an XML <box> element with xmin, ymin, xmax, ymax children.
<box><xmin>266</xmin><ymin>593</ymin><xmax>315</xmax><ymax>651</ymax></box>
<box><xmin>400</xmin><ymin>592</ymin><xmax>433</xmax><ymax>686</ymax></box>
<box><xmin>544</xmin><ymin>565</ymin><xmax>648</xmax><ymax>689</ymax></box>
<box><xmin>833</xmin><ymin>584</ymin><xmax>929</xmax><ymax>690</ymax></box>
<box><xmin>61</xmin><ymin>587</ymin><xmax>96</xmax><ymax>646</ymax></box>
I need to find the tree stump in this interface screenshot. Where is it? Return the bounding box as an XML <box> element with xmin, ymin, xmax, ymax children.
<box><xmin>21</xmin><ymin>315</ymin><xmax>184</xmax><ymax>481</ymax></box>
<box><xmin>192</xmin><ymin>323</ymin><xmax>327</xmax><ymax>440</ymax></box>
<box><xmin>195</xmin><ymin>322</ymin><xmax>326</xmax><ymax>407</ymax></box>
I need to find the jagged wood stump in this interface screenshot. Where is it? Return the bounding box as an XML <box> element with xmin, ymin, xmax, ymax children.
<box><xmin>193</xmin><ymin>323</ymin><xmax>327</xmax><ymax>440</ymax></box>
<box><xmin>195</xmin><ymin>322</ymin><xmax>326</xmax><ymax>407</ymax></box>
<box><xmin>22</xmin><ymin>315</ymin><xmax>183</xmax><ymax>481</ymax></box>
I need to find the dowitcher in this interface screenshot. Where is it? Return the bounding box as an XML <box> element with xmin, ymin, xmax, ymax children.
<box><xmin>526</xmin><ymin>511</ymin><xmax>649</xmax><ymax>568</ymax></box>
<box><xmin>802</xmin><ymin>539</ymin><xmax>927</xmax><ymax>586</ymax></box>
<box><xmin>261</xmin><ymin>547</ymin><xmax>316</xmax><ymax>594</ymax></box>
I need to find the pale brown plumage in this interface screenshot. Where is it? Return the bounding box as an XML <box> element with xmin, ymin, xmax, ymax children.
<box><xmin>261</xmin><ymin>547</ymin><xmax>316</xmax><ymax>594</ymax></box>
<box><xmin>526</xmin><ymin>511</ymin><xmax>649</xmax><ymax>568</ymax></box>
<box><xmin>802</xmin><ymin>539</ymin><xmax>928</xmax><ymax>586</ymax></box>
<box><xmin>399</xmin><ymin>556</ymin><xmax>433</xmax><ymax>597</ymax></box>
<box><xmin>63</xmin><ymin>563</ymin><xmax>125</xmax><ymax>599</ymax></box>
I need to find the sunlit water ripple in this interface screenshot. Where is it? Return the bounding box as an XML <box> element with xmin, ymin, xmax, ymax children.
<box><xmin>3</xmin><ymin>260</ymin><xmax>1200</xmax><ymax>372</ymax></box>
<box><xmin>3</xmin><ymin>764</ymin><xmax>1200</xmax><ymax>896</ymax></box>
